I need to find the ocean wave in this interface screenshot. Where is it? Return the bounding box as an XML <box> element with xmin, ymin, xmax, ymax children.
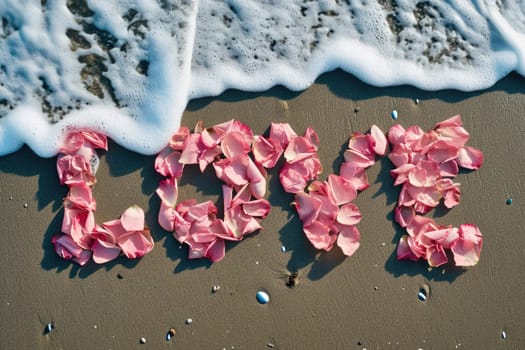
<box><xmin>0</xmin><ymin>0</ymin><xmax>524</xmax><ymax>156</ymax></box>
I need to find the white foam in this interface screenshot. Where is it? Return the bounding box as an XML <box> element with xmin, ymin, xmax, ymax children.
<box><xmin>0</xmin><ymin>0</ymin><xmax>524</xmax><ymax>157</ymax></box>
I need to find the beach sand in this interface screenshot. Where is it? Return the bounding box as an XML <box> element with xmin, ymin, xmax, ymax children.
<box><xmin>1</xmin><ymin>70</ymin><xmax>524</xmax><ymax>349</ymax></box>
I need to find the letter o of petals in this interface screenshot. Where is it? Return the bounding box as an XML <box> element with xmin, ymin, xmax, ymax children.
<box><xmin>154</xmin><ymin>120</ymin><xmax>270</xmax><ymax>263</ymax></box>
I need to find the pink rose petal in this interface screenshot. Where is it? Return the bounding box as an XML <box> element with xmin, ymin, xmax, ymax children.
<box><xmin>451</xmin><ymin>224</ymin><xmax>482</xmax><ymax>266</ymax></box>
<box><xmin>394</xmin><ymin>206</ymin><xmax>415</xmax><ymax>228</ymax></box>
<box><xmin>339</xmin><ymin>163</ymin><xmax>369</xmax><ymax>191</ymax></box>
<box><xmin>284</xmin><ymin>136</ymin><xmax>316</xmax><ymax>163</ymax></box>
<box><xmin>396</xmin><ymin>235</ymin><xmax>419</xmax><ymax>261</ymax></box>
<box><xmin>91</xmin><ymin>239</ymin><xmax>121</xmax><ymax>264</ymax></box>
<box><xmin>242</xmin><ymin>199</ymin><xmax>271</xmax><ymax>217</ymax></box>
<box><xmin>120</xmin><ymin>206</ymin><xmax>145</xmax><ymax>232</ymax></box>
<box><xmin>252</xmin><ymin>135</ymin><xmax>283</xmax><ymax>168</ymax></box>
<box><xmin>336</xmin><ymin>225</ymin><xmax>361</xmax><ymax>256</ymax></box>
<box><xmin>327</xmin><ymin>174</ymin><xmax>357</xmax><ymax>206</ymax></box>
<box><xmin>387</xmin><ymin>124</ymin><xmax>406</xmax><ymax>146</ymax></box>
<box><xmin>456</xmin><ymin>146</ymin><xmax>484</xmax><ymax>170</ymax></box>
<box><xmin>118</xmin><ymin>229</ymin><xmax>154</xmax><ymax>259</ymax></box>
<box><xmin>279</xmin><ymin>166</ymin><xmax>308</xmax><ymax>194</ymax></box>
<box><xmin>66</xmin><ymin>183</ymin><xmax>96</xmax><ymax>211</ymax></box>
<box><xmin>370</xmin><ymin>125</ymin><xmax>387</xmax><ymax>156</ymax></box>
<box><xmin>294</xmin><ymin>192</ymin><xmax>322</xmax><ymax>227</ymax></box>
<box><xmin>158</xmin><ymin>201</ymin><xmax>177</xmax><ymax>231</ymax></box>
<box><xmin>80</xmin><ymin>131</ymin><xmax>108</xmax><ymax>150</ymax></box>
<box><xmin>205</xmin><ymin>239</ymin><xmax>226</xmax><ymax>262</ymax></box>
<box><xmin>156</xmin><ymin>177</ymin><xmax>178</xmax><ymax>207</ymax></box>
<box><xmin>169</xmin><ymin>126</ymin><xmax>190</xmax><ymax>150</ymax></box>
<box><xmin>427</xmin><ymin>245</ymin><xmax>448</xmax><ymax>267</ymax></box>
<box><xmin>269</xmin><ymin>123</ymin><xmax>297</xmax><ymax>148</ymax></box>
<box><xmin>221</xmin><ymin>131</ymin><xmax>251</xmax><ymax>158</ymax></box>
<box><xmin>336</xmin><ymin>203</ymin><xmax>362</xmax><ymax>226</ymax></box>
<box><xmin>155</xmin><ymin>148</ymin><xmax>184</xmax><ymax>178</ymax></box>
<box><xmin>343</xmin><ymin>149</ymin><xmax>375</xmax><ymax>168</ymax></box>
<box><xmin>303</xmin><ymin>220</ymin><xmax>335</xmax><ymax>251</ymax></box>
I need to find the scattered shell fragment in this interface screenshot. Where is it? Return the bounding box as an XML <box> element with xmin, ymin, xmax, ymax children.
<box><xmin>418</xmin><ymin>283</ymin><xmax>430</xmax><ymax>302</ymax></box>
<box><xmin>185</xmin><ymin>318</ymin><xmax>193</xmax><ymax>325</ymax></box>
<box><xmin>391</xmin><ymin>110</ymin><xmax>398</xmax><ymax>120</ymax></box>
<box><xmin>139</xmin><ymin>337</ymin><xmax>146</xmax><ymax>344</ymax></box>
<box><xmin>8</xmin><ymin>196</ymin><xmax>13</xmax><ymax>200</ymax></box>
<box><xmin>166</xmin><ymin>328</ymin><xmax>176</xmax><ymax>341</ymax></box>
<box><xmin>506</xmin><ymin>198</ymin><xmax>513</xmax><ymax>205</ymax></box>
<box><xmin>44</xmin><ymin>323</ymin><xmax>55</xmax><ymax>334</ymax></box>
<box><xmin>501</xmin><ymin>330</ymin><xmax>507</xmax><ymax>339</ymax></box>
<box><xmin>280</xmin><ymin>245</ymin><xmax>286</xmax><ymax>253</ymax></box>
<box><xmin>415</xmin><ymin>98</ymin><xmax>420</xmax><ymax>104</ymax></box>
<box><xmin>23</xmin><ymin>203</ymin><xmax>28</xmax><ymax>208</ymax></box>
<box><xmin>373</xmin><ymin>286</ymin><xmax>378</xmax><ymax>291</ymax></box>
<box><xmin>212</xmin><ymin>285</ymin><xmax>220</xmax><ymax>293</ymax></box>
<box><xmin>256</xmin><ymin>290</ymin><xmax>270</xmax><ymax>304</ymax></box>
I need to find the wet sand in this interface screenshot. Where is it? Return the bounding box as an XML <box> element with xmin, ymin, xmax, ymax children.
<box><xmin>1</xmin><ymin>70</ymin><xmax>524</xmax><ymax>349</ymax></box>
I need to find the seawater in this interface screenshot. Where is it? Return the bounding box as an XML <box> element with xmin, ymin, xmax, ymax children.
<box><xmin>0</xmin><ymin>0</ymin><xmax>524</xmax><ymax>157</ymax></box>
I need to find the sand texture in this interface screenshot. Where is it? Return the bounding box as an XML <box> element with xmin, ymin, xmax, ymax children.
<box><xmin>1</xmin><ymin>71</ymin><xmax>524</xmax><ymax>349</ymax></box>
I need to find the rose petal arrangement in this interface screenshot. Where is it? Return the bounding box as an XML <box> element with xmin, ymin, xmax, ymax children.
<box><xmin>154</xmin><ymin>120</ymin><xmax>270</xmax><ymax>262</ymax></box>
<box><xmin>51</xmin><ymin>115</ymin><xmax>484</xmax><ymax>269</ymax></box>
<box><xmin>52</xmin><ymin>131</ymin><xmax>154</xmax><ymax>265</ymax></box>
<box><xmin>254</xmin><ymin>123</ymin><xmax>387</xmax><ymax>256</ymax></box>
<box><xmin>388</xmin><ymin>115</ymin><xmax>484</xmax><ymax>267</ymax></box>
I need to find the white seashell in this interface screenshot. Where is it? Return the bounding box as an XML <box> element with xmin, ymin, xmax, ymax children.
<box><xmin>212</xmin><ymin>285</ymin><xmax>220</xmax><ymax>293</ymax></box>
<box><xmin>185</xmin><ymin>318</ymin><xmax>193</xmax><ymax>325</ymax></box>
<box><xmin>139</xmin><ymin>337</ymin><xmax>146</xmax><ymax>344</ymax></box>
<box><xmin>501</xmin><ymin>330</ymin><xmax>507</xmax><ymax>339</ymax></box>
<box><xmin>256</xmin><ymin>291</ymin><xmax>270</xmax><ymax>304</ymax></box>
<box><xmin>166</xmin><ymin>328</ymin><xmax>176</xmax><ymax>341</ymax></box>
<box><xmin>44</xmin><ymin>323</ymin><xmax>55</xmax><ymax>334</ymax></box>
<box><xmin>418</xmin><ymin>291</ymin><xmax>427</xmax><ymax>302</ymax></box>
<box><xmin>280</xmin><ymin>246</ymin><xmax>286</xmax><ymax>253</ymax></box>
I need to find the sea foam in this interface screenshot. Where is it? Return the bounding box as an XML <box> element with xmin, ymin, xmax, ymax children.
<box><xmin>0</xmin><ymin>0</ymin><xmax>524</xmax><ymax>157</ymax></box>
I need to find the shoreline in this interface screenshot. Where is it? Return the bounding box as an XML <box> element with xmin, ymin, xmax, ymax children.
<box><xmin>1</xmin><ymin>70</ymin><xmax>524</xmax><ymax>349</ymax></box>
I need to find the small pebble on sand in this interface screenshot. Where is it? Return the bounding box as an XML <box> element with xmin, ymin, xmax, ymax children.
<box><xmin>391</xmin><ymin>110</ymin><xmax>398</xmax><ymax>120</ymax></box>
<box><xmin>44</xmin><ymin>323</ymin><xmax>55</xmax><ymax>334</ymax></box>
<box><xmin>256</xmin><ymin>291</ymin><xmax>270</xmax><ymax>304</ymax></box>
<box><xmin>166</xmin><ymin>328</ymin><xmax>176</xmax><ymax>341</ymax></box>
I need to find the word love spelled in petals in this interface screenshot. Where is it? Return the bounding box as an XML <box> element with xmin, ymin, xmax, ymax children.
<box><xmin>389</xmin><ymin>115</ymin><xmax>484</xmax><ymax>267</ymax></box>
<box><xmin>155</xmin><ymin>120</ymin><xmax>270</xmax><ymax>263</ymax></box>
<box><xmin>53</xmin><ymin>131</ymin><xmax>153</xmax><ymax>266</ymax></box>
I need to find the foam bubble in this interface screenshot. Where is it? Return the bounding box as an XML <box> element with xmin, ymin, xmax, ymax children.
<box><xmin>0</xmin><ymin>0</ymin><xmax>524</xmax><ymax>157</ymax></box>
